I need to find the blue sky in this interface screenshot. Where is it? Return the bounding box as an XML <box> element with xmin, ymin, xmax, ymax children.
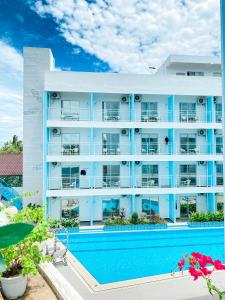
<box><xmin>0</xmin><ymin>0</ymin><xmax>221</xmax><ymax>145</ymax></box>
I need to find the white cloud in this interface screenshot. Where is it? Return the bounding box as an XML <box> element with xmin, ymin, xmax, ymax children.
<box><xmin>0</xmin><ymin>41</ymin><xmax>23</xmax><ymax>145</ymax></box>
<box><xmin>34</xmin><ymin>0</ymin><xmax>220</xmax><ymax>73</ymax></box>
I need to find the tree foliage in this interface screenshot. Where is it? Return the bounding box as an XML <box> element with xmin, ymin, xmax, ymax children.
<box><xmin>0</xmin><ymin>135</ymin><xmax>23</xmax><ymax>154</ymax></box>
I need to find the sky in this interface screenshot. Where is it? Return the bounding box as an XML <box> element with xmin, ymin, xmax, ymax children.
<box><xmin>0</xmin><ymin>0</ymin><xmax>221</xmax><ymax>146</ymax></box>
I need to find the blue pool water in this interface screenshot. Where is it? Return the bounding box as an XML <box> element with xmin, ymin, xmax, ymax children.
<box><xmin>58</xmin><ymin>228</ymin><xmax>224</xmax><ymax>284</ymax></box>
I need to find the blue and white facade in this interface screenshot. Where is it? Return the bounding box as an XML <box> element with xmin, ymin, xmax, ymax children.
<box><xmin>23</xmin><ymin>48</ymin><xmax>223</xmax><ymax>224</ymax></box>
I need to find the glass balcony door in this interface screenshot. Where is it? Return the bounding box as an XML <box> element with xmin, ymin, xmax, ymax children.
<box><xmin>62</xmin><ymin>167</ymin><xmax>80</xmax><ymax>189</ymax></box>
<box><xmin>103</xmin><ymin>165</ymin><xmax>120</xmax><ymax>187</ymax></box>
<box><xmin>102</xmin><ymin>199</ymin><xmax>120</xmax><ymax>219</ymax></box>
<box><xmin>179</xmin><ymin>103</ymin><xmax>197</xmax><ymax>122</ymax></box>
<box><xmin>142</xmin><ymin>198</ymin><xmax>159</xmax><ymax>217</ymax></box>
<box><xmin>61</xmin><ymin>100</ymin><xmax>80</xmax><ymax>120</ymax></box>
<box><xmin>141</xmin><ymin>102</ymin><xmax>158</xmax><ymax>122</ymax></box>
<box><xmin>142</xmin><ymin>165</ymin><xmax>159</xmax><ymax>187</ymax></box>
<box><xmin>216</xmin><ymin>136</ymin><xmax>223</xmax><ymax>154</ymax></box>
<box><xmin>61</xmin><ymin>199</ymin><xmax>79</xmax><ymax>219</ymax></box>
<box><xmin>141</xmin><ymin>134</ymin><xmax>158</xmax><ymax>154</ymax></box>
<box><xmin>102</xmin><ymin>133</ymin><xmax>120</xmax><ymax>155</ymax></box>
<box><xmin>180</xmin><ymin>134</ymin><xmax>197</xmax><ymax>154</ymax></box>
<box><xmin>216</xmin><ymin>103</ymin><xmax>222</xmax><ymax>122</ymax></box>
<box><xmin>216</xmin><ymin>164</ymin><xmax>223</xmax><ymax>186</ymax></box>
<box><xmin>102</xmin><ymin>101</ymin><xmax>120</xmax><ymax>121</ymax></box>
<box><xmin>179</xmin><ymin>164</ymin><xmax>196</xmax><ymax>186</ymax></box>
<box><xmin>180</xmin><ymin>196</ymin><xmax>196</xmax><ymax>219</ymax></box>
<box><xmin>62</xmin><ymin>133</ymin><xmax>80</xmax><ymax>155</ymax></box>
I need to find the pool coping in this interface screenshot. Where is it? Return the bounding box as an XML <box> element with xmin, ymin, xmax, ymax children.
<box><xmin>66</xmin><ymin>250</ymin><xmax>190</xmax><ymax>292</ymax></box>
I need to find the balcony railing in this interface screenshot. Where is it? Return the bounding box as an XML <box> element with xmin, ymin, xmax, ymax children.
<box><xmin>48</xmin><ymin>107</ymin><xmax>222</xmax><ymax>123</ymax></box>
<box><xmin>48</xmin><ymin>142</ymin><xmax>223</xmax><ymax>156</ymax></box>
<box><xmin>47</xmin><ymin>175</ymin><xmax>220</xmax><ymax>190</ymax></box>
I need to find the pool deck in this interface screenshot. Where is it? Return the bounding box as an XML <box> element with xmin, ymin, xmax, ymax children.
<box><xmin>46</xmin><ymin>261</ymin><xmax>223</xmax><ymax>300</ymax></box>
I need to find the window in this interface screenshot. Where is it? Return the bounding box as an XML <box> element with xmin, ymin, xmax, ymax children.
<box><xmin>62</xmin><ymin>133</ymin><xmax>80</xmax><ymax>155</ymax></box>
<box><xmin>179</xmin><ymin>164</ymin><xmax>196</xmax><ymax>186</ymax></box>
<box><xmin>187</xmin><ymin>71</ymin><xmax>204</xmax><ymax>76</ymax></box>
<box><xmin>141</xmin><ymin>134</ymin><xmax>158</xmax><ymax>154</ymax></box>
<box><xmin>61</xmin><ymin>167</ymin><xmax>79</xmax><ymax>188</ymax></box>
<box><xmin>216</xmin><ymin>103</ymin><xmax>222</xmax><ymax>122</ymax></box>
<box><xmin>216</xmin><ymin>136</ymin><xmax>223</xmax><ymax>154</ymax></box>
<box><xmin>102</xmin><ymin>102</ymin><xmax>120</xmax><ymax>121</ymax></box>
<box><xmin>142</xmin><ymin>198</ymin><xmax>159</xmax><ymax>217</ymax></box>
<box><xmin>61</xmin><ymin>199</ymin><xmax>79</xmax><ymax>219</ymax></box>
<box><xmin>213</xmin><ymin>72</ymin><xmax>221</xmax><ymax>77</ymax></box>
<box><xmin>141</xmin><ymin>102</ymin><xmax>159</xmax><ymax>122</ymax></box>
<box><xmin>102</xmin><ymin>199</ymin><xmax>120</xmax><ymax>219</ymax></box>
<box><xmin>61</xmin><ymin>101</ymin><xmax>79</xmax><ymax>120</ymax></box>
<box><xmin>216</xmin><ymin>193</ymin><xmax>224</xmax><ymax>211</ymax></box>
<box><xmin>179</xmin><ymin>103</ymin><xmax>197</xmax><ymax>122</ymax></box>
<box><xmin>102</xmin><ymin>133</ymin><xmax>120</xmax><ymax>155</ymax></box>
<box><xmin>180</xmin><ymin>134</ymin><xmax>197</xmax><ymax>154</ymax></box>
<box><xmin>103</xmin><ymin>165</ymin><xmax>120</xmax><ymax>187</ymax></box>
<box><xmin>176</xmin><ymin>72</ymin><xmax>186</xmax><ymax>76</ymax></box>
<box><xmin>216</xmin><ymin>164</ymin><xmax>223</xmax><ymax>186</ymax></box>
<box><xmin>142</xmin><ymin>165</ymin><xmax>159</xmax><ymax>187</ymax></box>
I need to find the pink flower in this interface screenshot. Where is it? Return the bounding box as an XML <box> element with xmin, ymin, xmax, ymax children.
<box><xmin>178</xmin><ymin>259</ymin><xmax>186</xmax><ymax>271</ymax></box>
<box><xmin>201</xmin><ymin>267</ymin><xmax>212</xmax><ymax>277</ymax></box>
<box><xmin>213</xmin><ymin>260</ymin><xmax>225</xmax><ymax>270</ymax></box>
<box><xmin>189</xmin><ymin>267</ymin><xmax>202</xmax><ymax>281</ymax></box>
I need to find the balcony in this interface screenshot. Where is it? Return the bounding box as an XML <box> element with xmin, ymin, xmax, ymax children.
<box><xmin>47</xmin><ymin>107</ymin><xmax>222</xmax><ymax>124</ymax></box>
<box><xmin>48</xmin><ymin>142</ymin><xmax>223</xmax><ymax>156</ymax></box>
<box><xmin>47</xmin><ymin>175</ymin><xmax>219</xmax><ymax>190</ymax></box>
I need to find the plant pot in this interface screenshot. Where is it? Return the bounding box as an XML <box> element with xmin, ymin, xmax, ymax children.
<box><xmin>0</xmin><ymin>275</ymin><xmax>27</xmax><ymax>299</ymax></box>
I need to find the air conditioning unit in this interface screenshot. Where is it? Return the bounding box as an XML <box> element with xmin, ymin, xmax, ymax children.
<box><xmin>198</xmin><ymin>193</ymin><xmax>205</xmax><ymax>196</ymax></box>
<box><xmin>134</xmin><ymin>128</ymin><xmax>141</xmax><ymax>134</ymax></box>
<box><xmin>198</xmin><ymin>129</ymin><xmax>206</xmax><ymax>136</ymax></box>
<box><xmin>134</xmin><ymin>95</ymin><xmax>141</xmax><ymax>102</ymax></box>
<box><xmin>52</xmin><ymin>128</ymin><xmax>61</xmax><ymax>136</ymax></box>
<box><xmin>121</xmin><ymin>129</ymin><xmax>129</xmax><ymax>136</ymax></box>
<box><xmin>52</xmin><ymin>162</ymin><xmax>58</xmax><ymax>166</ymax></box>
<box><xmin>213</xmin><ymin>96</ymin><xmax>218</xmax><ymax>104</ymax></box>
<box><xmin>135</xmin><ymin>194</ymin><xmax>141</xmax><ymax>197</ymax></box>
<box><xmin>121</xmin><ymin>96</ymin><xmax>129</xmax><ymax>104</ymax></box>
<box><xmin>198</xmin><ymin>161</ymin><xmax>207</xmax><ymax>166</ymax></box>
<box><xmin>122</xmin><ymin>194</ymin><xmax>127</xmax><ymax>197</ymax></box>
<box><xmin>197</xmin><ymin>96</ymin><xmax>206</xmax><ymax>105</ymax></box>
<box><xmin>135</xmin><ymin>161</ymin><xmax>141</xmax><ymax>166</ymax></box>
<box><xmin>51</xmin><ymin>92</ymin><xmax>61</xmax><ymax>99</ymax></box>
<box><xmin>121</xmin><ymin>161</ymin><xmax>129</xmax><ymax>166</ymax></box>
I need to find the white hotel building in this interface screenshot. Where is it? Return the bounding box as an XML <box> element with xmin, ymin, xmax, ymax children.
<box><xmin>23</xmin><ymin>48</ymin><xmax>223</xmax><ymax>224</ymax></box>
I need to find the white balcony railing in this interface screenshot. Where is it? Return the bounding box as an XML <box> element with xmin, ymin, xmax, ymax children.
<box><xmin>48</xmin><ymin>142</ymin><xmax>223</xmax><ymax>156</ymax></box>
<box><xmin>48</xmin><ymin>107</ymin><xmax>222</xmax><ymax>123</ymax></box>
<box><xmin>47</xmin><ymin>175</ymin><xmax>219</xmax><ymax>190</ymax></box>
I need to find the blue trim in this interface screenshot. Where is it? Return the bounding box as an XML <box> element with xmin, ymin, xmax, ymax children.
<box><xmin>207</xmin><ymin>96</ymin><xmax>214</xmax><ymax>122</ymax></box>
<box><xmin>168</xmin><ymin>95</ymin><xmax>175</xmax><ymax>122</ymax></box>
<box><xmin>130</xmin><ymin>94</ymin><xmax>135</xmax><ymax>121</ymax></box>
<box><xmin>207</xmin><ymin>161</ymin><xmax>216</xmax><ymax>186</ymax></box>
<box><xmin>207</xmin><ymin>129</ymin><xmax>214</xmax><ymax>154</ymax></box>
<box><xmin>43</xmin><ymin>91</ymin><xmax>49</xmax><ymax>216</ymax></box>
<box><xmin>131</xmin><ymin>195</ymin><xmax>136</xmax><ymax>213</ymax></box>
<box><xmin>169</xmin><ymin>161</ymin><xmax>175</xmax><ymax>187</ymax></box>
<box><xmin>168</xmin><ymin>128</ymin><xmax>175</xmax><ymax>155</ymax></box>
<box><xmin>130</xmin><ymin>128</ymin><xmax>135</xmax><ymax>154</ymax></box>
<box><xmin>208</xmin><ymin>193</ymin><xmax>216</xmax><ymax>212</ymax></box>
<box><xmin>90</xmin><ymin>197</ymin><xmax>94</xmax><ymax>226</ymax></box>
<box><xmin>169</xmin><ymin>194</ymin><xmax>176</xmax><ymax>222</ymax></box>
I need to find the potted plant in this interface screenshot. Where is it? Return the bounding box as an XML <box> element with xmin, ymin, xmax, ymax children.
<box><xmin>0</xmin><ymin>206</ymin><xmax>52</xmax><ymax>299</ymax></box>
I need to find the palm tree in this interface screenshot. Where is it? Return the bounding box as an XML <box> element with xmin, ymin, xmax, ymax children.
<box><xmin>0</xmin><ymin>135</ymin><xmax>23</xmax><ymax>154</ymax></box>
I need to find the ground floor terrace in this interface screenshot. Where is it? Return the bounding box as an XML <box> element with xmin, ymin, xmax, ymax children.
<box><xmin>47</xmin><ymin>192</ymin><xmax>224</xmax><ymax>224</ymax></box>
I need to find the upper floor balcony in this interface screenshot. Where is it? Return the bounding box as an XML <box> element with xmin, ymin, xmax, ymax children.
<box><xmin>47</xmin><ymin>175</ymin><xmax>223</xmax><ymax>190</ymax></box>
<box><xmin>47</xmin><ymin>106</ymin><xmax>222</xmax><ymax>124</ymax></box>
<box><xmin>48</xmin><ymin>142</ymin><xmax>223</xmax><ymax>157</ymax></box>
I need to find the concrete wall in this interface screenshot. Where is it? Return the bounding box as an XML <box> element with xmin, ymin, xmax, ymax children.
<box><xmin>23</xmin><ymin>48</ymin><xmax>54</xmax><ymax>205</ymax></box>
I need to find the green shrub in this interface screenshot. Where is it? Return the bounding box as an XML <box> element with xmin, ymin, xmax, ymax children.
<box><xmin>130</xmin><ymin>212</ymin><xmax>139</xmax><ymax>224</ymax></box>
<box><xmin>189</xmin><ymin>212</ymin><xmax>224</xmax><ymax>223</ymax></box>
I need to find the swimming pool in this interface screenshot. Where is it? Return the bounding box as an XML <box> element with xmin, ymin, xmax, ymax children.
<box><xmin>58</xmin><ymin>228</ymin><xmax>224</xmax><ymax>284</ymax></box>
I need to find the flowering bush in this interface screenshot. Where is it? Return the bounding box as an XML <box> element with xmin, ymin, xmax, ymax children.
<box><xmin>178</xmin><ymin>252</ymin><xmax>225</xmax><ymax>299</ymax></box>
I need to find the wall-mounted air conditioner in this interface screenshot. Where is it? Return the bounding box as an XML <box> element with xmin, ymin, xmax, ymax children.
<box><xmin>197</xmin><ymin>96</ymin><xmax>206</xmax><ymax>105</ymax></box>
<box><xmin>213</xmin><ymin>96</ymin><xmax>218</xmax><ymax>104</ymax></box>
<box><xmin>121</xmin><ymin>129</ymin><xmax>129</xmax><ymax>136</ymax></box>
<box><xmin>198</xmin><ymin>161</ymin><xmax>207</xmax><ymax>166</ymax></box>
<box><xmin>121</xmin><ymin>161</ymin><xmax>129</xmax><ymax>166</ymax></box>
<box><xmin>134</xmin><ymin>128</ymin><xmax>141</xmax><ymax>134</ymax></box>
<box><xmin>51</xmin><ymin>92</ymin><xmax>61</xmax><ymax>99</ymax></box>
<box><xmin>52</xmin><ymin>162</ymin><xmax>59</xmax><ymax>166</ymax></box>
<box><xmin>197</xmin><ymin>129</ymin><xmax>206</xmax><ymax>136</ymax></box>
<box><xmin>134</xmin><ymin>95</ymin><xmax>141</xmax><ymax>102</ymax></box>
<box><xmin>121</xmin><ymin>96</ymin><xmax>129</xmax><ymax>104</ymax></box>
<box><xmin>135</xmin><ymin>161</ymin><xmax>141</xmax><ymax>166</ymax></box>
<box><xmin>52</xmin><ymin>128</ymin><xmax>61</xmax><ymax>136</ymax></box>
